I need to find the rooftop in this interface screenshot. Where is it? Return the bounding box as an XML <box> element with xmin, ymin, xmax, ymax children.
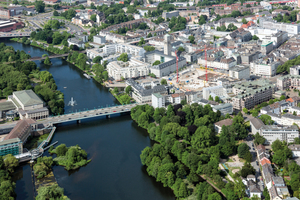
<box><xmin>250</xmin><ymin>118</ymin><xmax>265</xmax><ymax>130</ymax></box>
<box><xmin>13</xmin><ymin>90</ymin><xmax>44</xmax><ymax>107</ymax></box>
<box><xmin>0</xmin><ymin>101</ymin><xmax>16</xmax><ymax>111</ymax></box>
<box><xmin>4</xmin><ymin>119</ymin><xmax>35</xmax><ymax>141</ymax></box>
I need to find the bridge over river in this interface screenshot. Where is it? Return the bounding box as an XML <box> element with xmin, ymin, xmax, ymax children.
<box><xmin>38</xmin><ymin>103</ymin><xmax>141</xmax><ymax>126</ymax></box>
<box><xmin>27</xmin><ymin>50</ymin><xmax>86</xmax><ymax>61</ymax></box>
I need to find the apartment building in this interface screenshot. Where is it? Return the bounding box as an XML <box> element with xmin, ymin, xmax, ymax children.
<box><xmin>259</xmin><ymin>17</ymin><xmax>300</xmax><ymax>35</ymax></box>
<box><xmin>250</xmin><ymin>58</ymin><xmax>281</xmax><ymax>78</ymax></box>
<box><xmin>228</xmin><ymin>80</ymin><xmax>274</xmax><ymax>110</ymax></box>
<box><xmin>107</xmin><ymin>58</ymin><xmax>150</xmax><ymax>80</ymax></box>
<box><xmin>290</xmin><ymin>65</ymin><xmax>300</xmax><ymax>76</ymax></box>
<box><xmin>162</xmin><ymin>10</ymin><xmax>179</xmax><ymax>19</ymax></box>
<box><xmin>103</xmin><ymin>44</ymin><xmax>145</xmax><ymax>57</ymax></box>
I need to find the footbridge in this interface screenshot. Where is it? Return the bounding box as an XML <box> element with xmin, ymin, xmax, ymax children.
<box><xmin>39</xmin><ymin>103</ymin><xmax>142</xmax><ymax>126</ymax></box>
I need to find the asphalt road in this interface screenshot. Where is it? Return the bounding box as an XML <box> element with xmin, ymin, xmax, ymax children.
<box><xmin>245</xmin><ymin>136</ymin><xmax>264</xmax><ymax>193</ymax></box>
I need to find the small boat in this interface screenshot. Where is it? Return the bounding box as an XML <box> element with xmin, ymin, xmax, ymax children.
<box><xmin>28</xmin><ymin>51</ymin><xmax>30</xmax><ymax>53</ymax></box>
<box><xmin>64</xmin><ymin>87</ymin><xmax>67</xmax><ymax>88</ymax></box>
<box><xmin>83</xmin><ymin>73</ymin><xmax>91</xmax><ymax>79</ymax></box>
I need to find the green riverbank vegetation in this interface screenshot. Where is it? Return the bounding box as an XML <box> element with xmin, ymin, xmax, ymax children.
<box><xmin>110</xmin><ymin>86</ymin><xmax>133</xmax><ymax>105</ymax></box>
<box><xmin>0</xmin><ymin>43</ymin><xmax>64</xmax><ymax>115</ymax></box>
<box><xmin>33</xmin><ymin>156</ymin><xmax>54</xmax><ymax>179</ymax></box>
<box><xmin>36</xmin><ymin>184</ymin><xmax>70</xmax><ymax>200</ymax></box>
<box><xmin>132</xmin><ymin>103</ymin><xmax>249</xmax><ymax>199</ymax></box>
<box><xmin>49</xmin><ymin>144</ymin><xmax>91</xmax><ymax>170</ymax></box>
<box><xmin>0</xmin><ymin>155</ymin><xmax>19</xmax><ymax>199</ymax></box>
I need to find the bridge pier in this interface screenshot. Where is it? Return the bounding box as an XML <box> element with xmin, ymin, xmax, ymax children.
<box><xmin>77</xmin><ymin>120</ymin><xmax>81</xmax><ymax>124</ymax></box>
<box><xmin>106</xmin><ymin>115</ymin><xmax>110</xmax><ymax>119</ymax></box>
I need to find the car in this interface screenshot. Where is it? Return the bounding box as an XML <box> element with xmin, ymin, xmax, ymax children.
<box><xmin>68</xmin><ymin>118</ymin><xmax>71</xmax><ymax>120</ymax></box>
<box><xmin>121</xmin><ymin>109</ymin><xmax>124</xmax><ymax>111</ymax></box>
<box><xmin>113</xmin><ymin>111</ymin><xmax>116</xmax><ymax>112</ymax></box>
<box><xmin>100</xmin><ymin>113</ymin><xmax>102</xmax><ymax>114</ymax></box>
<box><xmin>256</xmin><ymin>161</ymin><xmax>258</xmax><ymax>165</ymax></box>
<box><xmin>253</xmin><ymin>148</ymin><xmax>255</xmax><ymax>150</ymax></box>
<box><xmin>84</xmin><ymin>115</ymin><xmax>87</xmax><ymax>117</ymax></box>
<box><xmin>105</xmin><ymin>112</ymin><xmax>108</xmax><ymax>113</ymax></box>
<box><xmin>96</xmin><ymin>113</ymin><xmax>98</xmax><ymax>115</ymax></box>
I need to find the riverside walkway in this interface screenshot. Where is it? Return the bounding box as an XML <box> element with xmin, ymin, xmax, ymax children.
<box><xmin>38</xmin><ymin>103</ymin><xmax>141</xmax><ymax>126</ymax></box>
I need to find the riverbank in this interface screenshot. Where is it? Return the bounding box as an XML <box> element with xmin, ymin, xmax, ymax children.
<box><xmin>109</xmin><ymin>89</ymin><xmax>134</xmax><ymax>105</ymax></box>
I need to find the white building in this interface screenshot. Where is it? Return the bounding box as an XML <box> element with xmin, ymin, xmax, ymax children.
<box><xmin>152</xmin><ymin>93</ymin><xmax>165</xmax><ymax>108</ymax></box>
<box><xmin>259</xmin><ymin>125</ymin><xmax>299</xmax><ymax>145</ymax></box>
<box><xmin>259</xmin><ymin>17</ymin><xmax>300</xmax><ymax>35</ymax></box>
<box><xmin>93</xmin><ymin>35</ymin><xmax>106</xmax><ymax>44</ymax></box>
<box><xmin>203</xmin><ymin>86</ymin><xmax>227</xmax><ymax>100</ymax></box>
<box><xmin>229</xmin><ymin>65</ymin><xmax>250</xmax><ymax>80</ymax></box>
<box><xmin>107</xmin><ymin>58</ymin><xmax>150</xmax><ymax>80</ymax></box>
<box><xmin>212</xmin><ymin>103</ymin><xmax>233</xmax><ymax>116</ymax></box>
<box><xmin>250</xmin><ymin>59</ymin><xmax>281</xmax><ymax>78</ymax></box>
<box><xmin>103</xmin><ymin>44</ymin><xmax>145</xmax><ymax>57</ymax></box>
<box><xmin>87</xmin><ymin>48</ymin><xmax>104</xmax><ymax>60</ymax></box>
<box><xmin>288</xmin><ymin>144</ymin><xmax>300</xmax><ymax>158</ymax></box>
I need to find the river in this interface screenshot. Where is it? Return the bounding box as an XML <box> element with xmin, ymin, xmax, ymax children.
<box><xmin>2</xmin><ymin>40</ymin><xmax>175</xmax><ymax>200</ymax></box>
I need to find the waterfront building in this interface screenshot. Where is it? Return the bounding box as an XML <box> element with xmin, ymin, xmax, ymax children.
<box><xmin>8</xmin><ymin>90</ymin><xmax>49</xmax><ymax>120</ymax></box>
<box><xmin>103</xmin><ymin>43</ymin><xmax>145</xmax><ymax>57</ymax></box>
<box><xmin>3</xmin><ymin>119</ymin><xmax>36</xmax><ymax>144</ymax></box>
<box><xmin>107</xmin><ymin>58</ymin><xmax>150</xmax><ymax>80</ymax></box>
<box><xmin>0</xmin><ymin>138</ymin><xmax>22</xmax><ymax>156</ymax></box>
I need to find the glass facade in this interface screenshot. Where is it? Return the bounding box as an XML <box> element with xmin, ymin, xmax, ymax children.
<box><xmin>0</xmin><ymin>140</ymin><xmax>21</xmax><ymax>156</ymax></box>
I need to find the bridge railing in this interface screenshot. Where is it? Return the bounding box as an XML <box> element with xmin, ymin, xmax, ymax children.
<box><xmin>48</xmin><ymin>102</ymin><xmax>139</xmax><ymax>118</ymax></box>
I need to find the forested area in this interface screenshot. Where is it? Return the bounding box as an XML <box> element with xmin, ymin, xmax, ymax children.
<box><xmin>36</xmin><ymin>184</ymin><xmax>69</xmax><ymax>200</ymax></box>
<box><xmin>0</xmin><ymin>155</ymin><xmax>19</xmax><ymax>199</ymax></box>
<box><xmin>169</xmin><ymin>16</ymin><xmax>187</xmax><ymax>32</ymax></box>
<box><xmin>133</xmin><ymin>103</ymin><xmax>249</xmax><ymax>199</ymax></box>
<box><xmin>67</xmin><ymin>52</ymin><xmax>90</xmax><ymax>71</ymax></box>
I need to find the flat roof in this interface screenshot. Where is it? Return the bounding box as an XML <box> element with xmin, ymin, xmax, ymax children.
<box><xmin>0</xmin><ymin>137</ymin><xmax>21</xmax><ymax>146</ymax></box>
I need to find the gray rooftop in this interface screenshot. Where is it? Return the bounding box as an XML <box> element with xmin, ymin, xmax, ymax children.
<box><xmin>250</xmin><ymin>118</ymin><xmax>265</xmax><ymax>130</ymax></box>
<box><xmin>260</xmin><ymin>125</ymin><xmax>298</xmax><ymax>131</ymax></box>
<box><xmin>0</xmin><ymin>137</ymin><xmax>21</xmax><ymax>146</ymax></box>
<box><xmin>13</xmin><ymin>90</ymin><xmax>44</xmax><ymax>107</ymax></box>
<box><xmin>0</xmin><ymin>101</ymin><xmax>16</xmax><ymax>111</ymax></box>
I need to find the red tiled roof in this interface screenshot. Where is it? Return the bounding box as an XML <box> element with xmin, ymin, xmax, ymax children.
<box><xmin>4</xmin><ymin>119</ymin><xmax>35</xmax><ymax>141</ymax></box>
<box><xmin>260</xmin><ymin>157</ymin><xmax>271</xmax><ymax>166</ymax></box>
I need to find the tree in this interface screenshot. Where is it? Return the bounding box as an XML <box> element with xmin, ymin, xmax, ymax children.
<box><xmin>177</xmin><ymin>46</ymin><xmax>185</xmax><ymax>52</ymax></box>
<box><xmin>144</xmin><ymin>46</ymin><xmax>155</xmax><ymax>52</ymax></box>
<box><xmin>238</xmin><ymin>143</ymin><xmax>249</xmax><ymax>158</ymax></box>
<box><xmin>90</xmin><ymin>14</ymin><xmax>97</xmax><ymax>22</ymax></box>
<box><xmin>280</xmin><ymin>95</ymin><xmax>286</xmax><ymax>100</ymax></box>
<box><xmin>252</xmin><ymin>35</ymin><xmax>259</xmax><ymax>40</ymax></box>
<box><xmin>125</xmin><ymin>86</ymin><xmax>132</xmax><ymax>94</ymax></box>
<box><xmin>208</xmin><ymin>95</ymin><xmax>213</xmax><ymax>101</ymax></box>
<box><xmin>36</xmin><ymin>184</ymin><xmax>68</xmax><ymax>200</ymax></box>
<box><xmin>147</xmin><ymin>33</ymin><xmax>152</xmax><ymax>38</ymax></box>
<box><xmin>234</xmin><ymin>178</ymin><xmax>246</xmax><ymax>199</ymax></box>
<box><xmin>242</xmin><ymin>18</ymin><xmax>248</xmax><ymax>24</ymax></box>
<box><xmin>252</xmin><ymin>110</ymin><xmax>258</xmax><ymax>117</ymax></box>
<box><xmin>246</xmin><ymin>4</ymin><xmax>251</xmax><ymax>7</ymax></box>
<box><xmin>294</xmin><ymin>111</ymin><xmax>297</xmax><ymax>116</ymax></box>
<box><xmin>117</xmin><ymin>53</ymin><xmax>129</xmax><ymax>62</ymax></box>
<box><xmin>188</xmin><ymin>35</ymin><xmax>195</xmax><ymax>44</ymax></box>
<box><xmin>3</xmin><ymin>154</ymin><xmax>18</xmax><ymax>173</ymax></box>
<box><xmin>13</xmin><ymin>0</ymin><xmax>18</xmax><ymax>4</ymax></box>
<box><xmin>254</xmin><ymin>132</ymin><xmax>266</xmax><ymax>145</ymax></box>
<box><xmin>113</xmin><ymin>87</ymin><xmax>119</xmax><ymax>94</ymax></box>
<box><xmin>244</xmin><ymin>151</ymin><xmax>252</xmax><ymax>163</ymax></box>
<box><xmin>259</xmin><ymin>114</ymin><xmax>273</xmax><ymax>125</ymax></box>
<box><xmin>92</xmin><ymin>56</ymin><xmax>102</xmax><ymax>63</ymax></box>
<box><xmin>43</xmin><ymin>56</ymin><xmax>51</xmax><ymax>65</ymax></box>
<box><xmin>215</xmin><ymin>96</ymin><xmax>220</xmax><ymax>103</ymax></box>
<box><xmin>241</xmin><ymin>162</ymin><xmax>255</xmax><ymax>178</ymax></box>
<box><xmin>178</xmin><ymin>182</ymin><xmax>188</xmax><ymax>198</ymax></box>
<box><xmin>53</xmin><ymin>10</ymin><xmax>59</xmax><ymax>16</ymax></box>
<box><xmin>152</xmin><ymin>60</ymin><xmax>161</xmax><ymax>66</ymax></box>
<box><xmin>263</xmin><ymin>187</ymin><xmax>270</xmax><ymax>200</ymax></box>
<box><xmin>161</xmin><ymin>79</ymin><xmax>167</xmax><ymax>85</ymax></box>
<box><xmin>272</xmin><ymin>139</ymin><xmax>283</xmax><ymax>152</ymax></box>
<box><xmin>90</xmin><ymin>3</ymin><xmax>96</xmax><ymax>9</ymax></box>
<box><xmin>138</xmin><ymin>37</ymin><xmax>145</xmax><ymax>46</ymax></box>
<box><xmin>35</xmin><ymin>1</ymin><xmax>45</xmax><ymax>13</ymax></box>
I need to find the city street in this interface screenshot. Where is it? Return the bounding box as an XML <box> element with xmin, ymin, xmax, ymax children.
<box><xmin>245</xmin><ymin>136</ymin><xmax>264</xmax><ymax>192</ymax></box>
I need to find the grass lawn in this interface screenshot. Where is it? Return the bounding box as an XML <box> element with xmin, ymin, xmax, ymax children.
<box><xmin>51</xmin><ymin>16</ymin><xmax>71</xmax><ymax>21</ymax></box>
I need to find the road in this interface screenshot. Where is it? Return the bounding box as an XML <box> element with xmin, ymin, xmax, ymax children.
<box><xmin>245</xmin><ymin>136</ymin><xmax>264</xmax><ymax>192</ymax></box>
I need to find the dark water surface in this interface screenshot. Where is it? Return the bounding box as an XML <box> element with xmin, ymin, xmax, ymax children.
<box><xmin>3</xmin><ymin>40</ymin><xmax>175</xmax><ymax>200</ymax></box>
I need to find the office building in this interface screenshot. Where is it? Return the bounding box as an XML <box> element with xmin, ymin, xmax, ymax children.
<box><xmin>259</xmin><ymin>125</ymin><xmax>299</xmax><ymax>145</ymax></box>
<box><xmin>0</xmin><ymin>138</ymin><xmax>22</xmax><ymax>156</ymax></box>
<box><xmin>259</xmin><ymin>17</ymin><xmax>300</xmax><ymax>35</ymax></box>
<box><xmin>250</xmin><ymin>58</ymin><xmax>281</xmax><ymax>78</ymax></box>
<box><xmin>152</xmin><ymin>93</ymin><xmax>165</xmax><ymax>108</ymax></box>
<box><xmin>229</xmin><ymin>65</ymin><xmax>250</xmax><ymax>80</ymax></box>
<box><xmin>103</xmin><ymin>43</ymin><xmax>145</xmax><ymax>57</ymax></box>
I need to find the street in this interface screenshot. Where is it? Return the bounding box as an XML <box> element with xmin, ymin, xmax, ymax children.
<box><xmin>245</xmin><ymin>136</ymin><xmax>264</xmax><ymax>193</ymax></box>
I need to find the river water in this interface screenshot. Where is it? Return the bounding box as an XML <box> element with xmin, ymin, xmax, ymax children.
<box><xmin>2</xmin><ymin>40</ymin><xmax>175</xmax><ymax>200</ymax></box>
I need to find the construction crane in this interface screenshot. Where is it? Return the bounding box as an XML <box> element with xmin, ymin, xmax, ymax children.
<box><xmin>195</xmin><ymin>45</ymin><xmax>237</xmax><ymax>82</ymax></box>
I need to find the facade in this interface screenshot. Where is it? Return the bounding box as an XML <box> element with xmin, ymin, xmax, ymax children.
<box><xmin>288</xmin><ymin>144</ymin><xmax>300</xmax><ymax>158</ymax></box>
<box><xmin>8</xmin><ymin>90</ymin><xmax>49</xmax><ymax>120</ymax></box>
<box><xmin>261</xmin><ymin>40</ymin><xmax>273</xmax><ymax>55</ymax></box>
<box><xmin>228</xmin><ymin>80</ymin><xmax>274</xmax><ymax>110</ymax></box>
<box><xmin>164</xmin><ymin>34</ymin><xmax>171</xmax><ymax>56</ymax></box>
<box><xmin>0</xmin><ymin>138</ymin><xmax>22</xmax><ymax>156</ymax></box>
<box><xmin>250</xmin><ymin>118</ymin><xmax>265</xmax><ymax>134</ymax></box>
<box><xmin>259</xmin><ymin>125</ymin><xmax>299</xmax><ymax>145</ymax></box>
<box><xmin>68</xmin><ymin>38</ymin><xmax>85</xmax><ymax>48</ymax></box>
<box><xmin>290</xmin><ymin>65</ymin><xmax>300</xmax><ymax>76</ymax></box>
<box><xmin>107</xmin><ymin>58</ymin><xmax>150</xmax><ymax>80</ymax></box>
<box><xmin>103</xmin><ymin>44</ymin><xmax>145</xmax><ymax>57</ymax></box>
<box><xmin>203</xmin><ymin>86</ymin><xmax>226</xmax><ymax>100</ymax></box>
<box><xmin>93</xmin><ymin>35</ymin><xmax>106</xmax><ymax>44</ymax></box>
<box><xmin>229</xmin><ymin>65</ymin><xmax>250</xmax><ymax>80</ymax></box>
<box><xmin>87</xmin><ymin>48</ymin><xmax>103</xmax><ymax>60</ymax></box>
<box><xmin>0</xmin><ymin>20</ymin><xmax>24</xmax><ymax>32</ymax></box>
<box><xmin>152</xmin><ymin>93</ymin><xmax>165</xmax><ymax>108</ymax></box>
<box><xmin>277</xmin><ymin>75</ymin><xmax>300</xmax><ymax>90</ymax></box>
<box><xmin>259</xmin><ymin>17</ymin><xmax>300</xmax><ymax>35</ymax></box>
<box><xmin>250</xmin><ymin>59</ymin><xmax>281</xmax><ymax>78</ymax></box>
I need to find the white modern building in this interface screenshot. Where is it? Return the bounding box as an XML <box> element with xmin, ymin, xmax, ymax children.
<box><xmin>229</xmin><ymin>65</ymin><xmax>250</xmax><ymax>80</ymax></box>
<box><xmin>103</xmin><ymin>44</ymin><xmax>145</xmax><ymax>57</ymax></box>
<box><xmin>203</xmin><ymin>86</ymin><xmax>227</xmax><ymax>100</ymax></box>
<box><xmin>107</xmin><ymin>58</ymin><xmax>150</xmax><ymax>80</ymax></box>
<box><xmin>87</xmin><ymin>48</ymin><xmax>104</xmax><ymax>60</ymax></box>
<box><xmin>250</xmin><ymin>58</ymin><xmax>281</xmax><ymax>78</ymax></box>
<box><xmin>259</xmin><ymin>17</ymin><xmax>300</xmax><ymax>35</ymax></box>
<box><xmin>259</xmin><ymin>125</ymin><xmax>299</xmax><ymax>145</ymax></box>
<box><xmin>93</xmin><ymin>35</ymin><xmax>106</xmax><ymax>44</ymax></box>
<box><xmin>288</xmin><ymin>144</ymin><xmax>300</xmax><ymax>158</ymax></box>
<box><xmin>152</xmin><ymin>93</ymin><xmax>165</xmax><ymax>108</ymax></box>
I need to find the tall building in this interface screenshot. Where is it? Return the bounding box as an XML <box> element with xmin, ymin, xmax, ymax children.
<box><xmin>164</xmin><ymin>34</ymin><xmax>171</xmax><ymax>56</ymax></box>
